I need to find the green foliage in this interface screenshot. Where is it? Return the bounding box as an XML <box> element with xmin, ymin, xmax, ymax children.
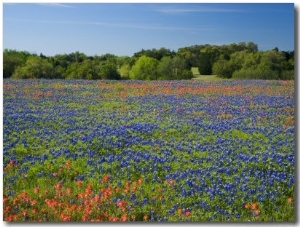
<box><xmin>118</xmin><ymin>63</ymin><xmax>131</xmax><ymax>79</ymax></box>
<box><xmin>133</xmin><ymin>47</ymin><xmax>175</xmax><ymax>61</ymax></box>
<box><xmin>157</xmin><ymin>56</ymin><xmax>173</xmax><ymax>80</ymax></box>
<box><xmin>3</xmin><ymin>42</ymin><xmax>294</xmax><ymax>80</ymax></box>
<box><xmin>3</xmin><ymin>49</ymin><xmax>31</xmax><ymax>78</ymax></box>
<box><xmin>129</xmin><ymin>55</ymin><xmax>159</xmax><ymax>80</ymax></box>
<box><xmin>280</xmin><ymin>70</ymin><xmax>294</xmax><ymax>80</ymax></box>
<box><xmin>158</xmin><ymin>56</ymin><xmax>192</xmax><ymax>80</ymax></box>
<box><xmin>198</xmin><ymin>52</ymin><xmax>214</xmax><ymax>75</ymax></box>
<box><xmin>12</xmin><ymin>56</ymin><xmax>56</xmax><ymax>79</ymax></box>
<box><xmin>65</xmin><ymin>59</ymin><xmax>101</xmax><ymax>79</ymax></box>
<box><xmin>99</xmin><ymin>62</ymin><xmax>121</xmax><ymax>80</ymax></box>
<box><xmin>212</xmin><ymin>60</ymin><xmax>235</xmax><ymax>78</ymax></box>
<box><xmin>231</xmin><ymin>50</ymin><xmax>292</xmax><ymax>80</ymax></box>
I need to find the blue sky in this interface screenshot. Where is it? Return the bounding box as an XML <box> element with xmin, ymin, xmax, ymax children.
<box><xmin>3</xmin><ymin>3</ymin><xmax>295</xmax><ymax>56</ymax></box>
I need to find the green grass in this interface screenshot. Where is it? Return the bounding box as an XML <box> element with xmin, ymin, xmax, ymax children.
<box><xmin>191</xmin><ymin>67</ymin><xmax>222</xmax><ymax>81</ymax></box>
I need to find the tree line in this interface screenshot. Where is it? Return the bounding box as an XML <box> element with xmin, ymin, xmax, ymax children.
<box><xmin>3</xmin><ymin>42</ymin><xmax>294</xmax><ymax>80</ymax></box>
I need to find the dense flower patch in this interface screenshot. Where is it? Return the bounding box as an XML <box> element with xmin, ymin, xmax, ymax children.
<box><xmin>3</xmin><ymin>79</ymin><xmax>295</xmax><ymax>221</ymax></box>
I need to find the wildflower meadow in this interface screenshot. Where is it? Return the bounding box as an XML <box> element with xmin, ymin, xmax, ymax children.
<box><xmin>3</xmin><ymin>79</ymin><xmax>295</xmax><ymax>222</ymax></box>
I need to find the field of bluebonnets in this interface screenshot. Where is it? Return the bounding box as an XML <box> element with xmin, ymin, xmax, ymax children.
<box><xmin>3</xmin><ymin>79</ymin><xmax>295</xmax><ymax>222</ymax></box>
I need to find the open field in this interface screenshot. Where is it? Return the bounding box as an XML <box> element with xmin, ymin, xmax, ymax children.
<box><xmin>3</xmin><ymin>79</ymin><xmax>295</xmax><ymax>222</ymax></box>
<box><xmin>191</xmin><ymin>67</ymin><xmax>221</xmax><ymax>81</ymax></box>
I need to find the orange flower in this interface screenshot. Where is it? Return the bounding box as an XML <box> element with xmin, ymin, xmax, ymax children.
<box><xmin>288</xmin><ymin>197</ymin><xmax>293</xmax><ymax>203</ymax></box>
<box><xmin>3</xmin><ymin>196</ymin><xmax>9</xmax><ymax>204</ymax></box>
<box><xmin>121</xmin><ymin>213</ymin><xmax>128</xmax><ymax>221</ymax></box>
<box><xmin>252</xmin><ymin>209</ymin><xmax>260</xmax><ymax>216</ymax></box>
<box><xmin>22</xmin><ymin>210</ymin><xmax>27</xmax><ymax>217</ymax></box>
<box><xmin>65</xmin><ymin>187</ymin><xmax>72</xmax><ymax>196</ymax></box>
<box><xmin>109</xmin><ymin>217</ymin><xmax>119</xmax><ymax>222</ymax></box>
<box><xmin>178</xmin><ymin>208</ymin><xmax>182</xmax><ymax>215</ymax></box>
<box><xmin>30</xmin><ymin>200</ymin><xmax>37</xmax><ymax>206</ymax></box>
<box><xmin>82</xmin><ymin>214</ymin><xmax>88</xmax><ymax>221</ymax></box>
<box><xmin>61</xmin><ymin>214</ymin><xmax>71</xmax><ymax>221</ymax></box>
<box><xmin>34</xmin><ymin>187</ymin><xmax>39</xmax><ymax>194</ymax></box>
<box><xmin>66</xmin><ymin>160</ymin><xmax>71</xmax><ymax>169</ymax></box>
<box><xmin>102</xmin><ymin>174</ymin><xmax>110</xmax><ymax>183</ymax></box>
<box><xmin>93</xmin><ymin>195</ymin><xmax>100</xmax><ymax>203</ymax></box>
<box><xmin>138</xmin><ymin>178</ymin><xmax>143</xmax><ymax>184</ymax></box>
<box><xmin>76</xmin><ymin>193</ymin><xmax>84</xmax><ymax>199</ymax></box>
<box><xmin>143</xmin><ymin>214</ymin><xmax>149</xmax><ymax>221</ymax></box>
<box><xmin>251</xmin><ymin>202</ymin><xmax>258</xmax><ymax>210</ymax></box>
<box><xmin>76</xmin><ymin>181</ymin><xmax>83</xmax><ymax>187</ymax></box>
<box><xmin>131</xmin><ymin>186</ymin><xmax>137</xmax><ymax>192</ymax></box>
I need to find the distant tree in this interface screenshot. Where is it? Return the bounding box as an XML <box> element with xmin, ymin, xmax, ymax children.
<box><xmin>129</xmin><ymin>55</ymin><xmax>159</xmax><ymax>80</ymax></box>
<box><xmin>117</xmin><ymin>56</ymin><xmax>131</xmax><ymax>67</ymax></box>
<box><xmin>65</xmin><ymin>59</ymin><xmax>100</xmax><ymax>79</ymax></box>
<box><xmin>12</xmin><ymin>56</ymin><xmax>55</xmax><ymax>79</ymax></box>
<box><xmin>158</xmin><ymin>56</ymin><xmax>192</xmax><ymax>80</ymax></box>
<box><xmin>264</xmin><ymin>50</ymin><xmax>285</xmax><ymax>71</ymax></box>
<box><xmin>133</xmin><ymin>48</ymin><xmax>174</xmax><ymax>61</ymax></box>
<box><xmin>177</xmin><ymin>45</ymin><xmax>203</xmax><ymax>67</ymax></box>
<box><xmin>241</xmin><ymin>52</ymin><xmax>262</xmax><ymax>70</ymax></box>
<box><xmin>52</xmin><ymin>54</ymin><xmax>70</xmax><ymax>68</ymax></box>
<box><xmin>172</xmin><ymin>56</ymin><xmax>192</xmax><ymax>79</ymax></box>
<box><xmin>198</xmin><ymin>52</ymin><xmax>213</xmax><ymax>75</ymax></box>
<box><xmin>99</xmin><ymin>62</ymin><xmax>121</xmax><ymax>80</ymax></box>
<box><xmin>4</xmin><ymin>41</ymin><xmax>294</xmax><ymax>80</ymax></box>
<box><xmin>232</xmin><ymin>50</ymin><xmax>287</xmax><ymax>80</ymax></box>
<box><xmin>3</xmin><ymin>49</ymin><xmax>31</xmax><ymax>78</ymax></box>
<box><xmin>229</xmin><ymin>50</ymin><xmax>248</xmax><ymax>71</ymax></box>
<box><xmin>158</xmin><ymin>56</ymin><xmax>173</xmax><ymax>80</ymax></box>
<box><xmin>212</xmin><ymin>60</ymin><xmax>234</xmax><ymax>78</ymax></box>
<box><xmin>66</xmin><ymin>51</ymin><xmax>87</xmax><ymax>63</ymax></box>
<box><xmin>118</xmin><ymin>63</ymin><xmax>131</xmax><ymax>79</ymax></box>
<box><xmin>99</xmin><ymin>53</ymin><xmax>118</xmax><ymax>65</ymax></box>
<box><xmin>246</xmin><ymin>42</ymin><xmax>258</xmax><ymax>52</ymax></box>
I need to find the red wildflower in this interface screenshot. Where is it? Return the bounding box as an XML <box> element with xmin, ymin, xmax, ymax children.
<box><xmin>76</xmin><ymin>181</ymin><xmax>83</xmax><ymax>187</ymax></box>
<box><xmin>143</xmin><ymin>214</ymin><xmax>149</xmax><ymax>221</ymax></box>
<box><xmin>66</xmin><ymin>160</ymin><xmax>71</xmax><ymax>169</ymax></box>
<box><xmin>3</xmin><ymin>196</ymin><xmax>9</xmax><ymax>204</ymax></box>
<box><xmin>185</xmin><ymin>211</ymin><xmax>191</xmax><ymax>217</ymax></box>
<box><xmin>60</xmin><ymin>212</ymin><xmax>71</xmax><ymax>221</ymax></box>
<box><xmin>102</xmin><ymin>174</ymin><xmax>110</xmax><ymax>183</ymax></box>
<box><xmin>65</xmin><ymin>187</ymin><xmax>71</xmax><ymax>196</ymax></box>
<box><xmin>30</xmin><ymin>200</ymin><xmax>37</xmax><ymax>206</ymax></box>
<box><xmin>22</xmin><ymin>210</ymin><xmax>27</xmax><ymax>217</ymax></box>
<box><xmin>121</xmin><ymin>213</ymin><xmax>128</xmax><ymax>221</ymax></box>
<box><xmin>109</xmin><ymin>217</ymin><xmax>119</xmax><ymax>222</ymax></box>
<box><xmin>251</xmin><ymin>202</ymin><xmax>258</xmax><ymax>210</ymax></box>
<box><xmin>34</xmin><ymin>187</ymin><xmax>39</xmax><ymax>194</ymax></box>
<box><xmin>138</xmin><ymin>178</ymin><xmax>143</xmax><ymax>184</ymax></box>
<box><xmin>82</xmin><ymin>214</ymin><xmax>88</xmax><ymax>221</ymax></box>
<box><xmin>178</xmin><ymin>208</ymin><xmax>182</xmax><ymax>215</ymax></box>
<box><xmin>76</xmin><ymin>193</ymin><xmax>84</xmax><ymax>199</ymax></box>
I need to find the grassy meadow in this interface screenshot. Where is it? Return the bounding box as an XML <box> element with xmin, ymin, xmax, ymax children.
<box><xmin>3</xmin><ymin>79</ymin><xmax>295</xmax><ymax>222</ymax></box>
